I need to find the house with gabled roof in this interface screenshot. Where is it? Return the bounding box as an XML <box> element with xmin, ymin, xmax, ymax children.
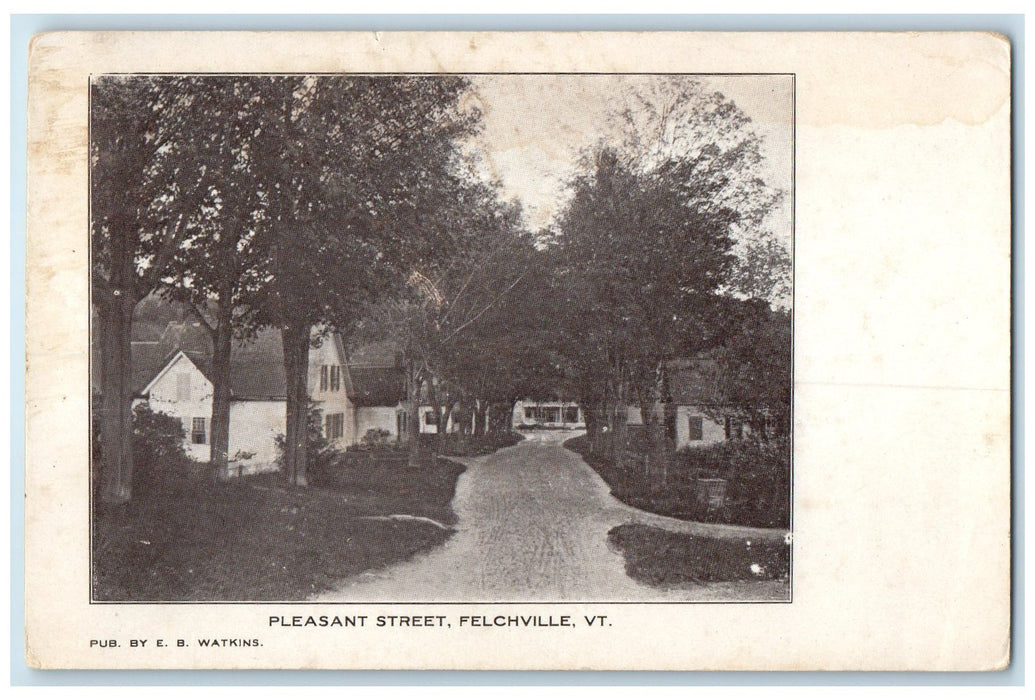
<box><xmin>628</xmin><ymin>356</ymin><xmax>785</xmax><ymax>449</ymax></box>
<box><xmin>347</xmin><ymin>364</ymin><xmax>408</xmax><ymax>443</ymax></box>
<box><xmin>133</xmin><ymin>325</ymin><xmax>353</xmax><ymax>476</ymax></box>
<box><xmin>131</xmin><ymin>316</ymin><xmax>432</xmax><ymax>474</ymax></box>
<box><xmin>658</xmin><ymin>358</ymin><xmax>729</xmax><ymax>448</ymax></box>
<box><xmin>625</xmin><ymin>358</ymin><xmax>731</xmax><ymax>450</ymax></box>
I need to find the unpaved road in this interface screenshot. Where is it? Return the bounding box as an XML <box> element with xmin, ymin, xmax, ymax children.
<box><xmin>313</xmin><ymin>430</ymin><xmax>789</xmax><ymax>602</ymax></box>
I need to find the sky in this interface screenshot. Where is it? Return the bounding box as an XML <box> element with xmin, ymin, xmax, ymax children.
<box><xmin>461</xmin><ymin>74</ymin><xmax>793</xmax><ymax>244</ymax></box>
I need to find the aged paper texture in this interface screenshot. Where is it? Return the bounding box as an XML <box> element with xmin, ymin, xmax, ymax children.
<box><xmin>25</xmin><ymin>31</ymin><xmax>1010</xmax><ymax>670</ymax></box>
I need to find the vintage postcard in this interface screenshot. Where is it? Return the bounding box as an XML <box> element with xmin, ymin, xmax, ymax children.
<box><xmin>24</xmin><ymin>31</ymin><xmax>1010</xmax><ymax>670</ymax></box>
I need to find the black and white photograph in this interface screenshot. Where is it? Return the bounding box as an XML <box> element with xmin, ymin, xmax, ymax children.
<box><xmin>89</xmin><ymin>72</ymin><xmax>793</xmax><ymax>604</ymax></box>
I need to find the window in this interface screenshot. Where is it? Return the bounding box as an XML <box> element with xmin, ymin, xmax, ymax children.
<box><xmin>191</xmin><ymin>417</ymin><xmax>207</xmax><ymax>445</ymax></box>
<box><xmin>564</xmin><ymin>406</ymin><xmax>580</xmax><ymax>423</ymax></box>
<box><xmin>425</xmin><ymin>410</ymin><xmax>438</xmax><ymax>426</ymax></box>
<box><xmin>724</xmin><ymin>416</ymin><xmax>744</xmax><ymax>440</ymax></box>
<box><xmin>525</xmin><ymin>407</ymin><xmax>535</xmax><ymax>419</ymax></box>
<box><xmin>325</xmin><ymin>413</ymin><xmax>344</xmax><ymax>440</ymax></box>
<box><xmin>687</xmin><ymin>416</ymin><xmax>704</xmax><ymax>441</ymax></box>
<box><xmin>176</xmin><ymin>373</ymin><xmax>191</xmax><ymax>401</ymax></box>
<box><xmin>321</xmin><ymin>365</ymin><xmax>341</xmax><ymax>392</ymax></box>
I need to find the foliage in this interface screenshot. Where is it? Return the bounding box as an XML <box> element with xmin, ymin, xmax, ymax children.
<box><xmin>91</xmin><ymin>76</ymin><xmax>215</xmax><ymax>503</ymax></box>
<box><xmin>609</xmin><ymin>76</ymin><xmax>790</xmax><ymax>307</ymax></box>
<box><xmin>418</xmin><ymin>431</ymin><xmax>524</xmax><ymax>457</ymax></box>
<box><xmin>361</xmin><ymin>428</ymin><xmax>393</xmax><ymax>447</ymax></box>
<box><xmin>539</xmin><ymin>80</ymin><xmax>792</xmax><ymax>463</ymax></box>
<box><xmin>92</xmin><ymin>75</ymin><xmax>492</xmax><ymax>494</ymax></box>
<box><xmin>129</xmin><ymin>404</ymin><xmax>191</xmax><ymax>494</ymax></box>
<box><xmin>228</xmin><ymin>75</ymin><xmax>485</xmax><ymax>485</ymax></box>
<box><xmin>565</xmin><ymin>435</ymin><xmax>789</xmax><ymax>529</ymax></box>
<box><xmin>350</xmin><ymin>188</ymin><xmax>539</xmax><ymax>448</ymax></box>
<box><xmin>691</xmin><ymin>302</ymin><xmax>792</xmax><ymax>436</ymax></box>
<box><xmin>90</xmin><ymin>76</ymin><xmax>211</xmax><ymax>301</ymax></box>
<box><xmin>274</xmin><ymin>404</ymin><xmax>344</xmax><ymax>487</ymax></box>
<box><xmin>676</xmin><ymin>438</ymin><xmax>790</xmax><ymax>479</ymax></box>
<box><xmin>547</xmin><ymin>146</ymin><xmax>742</xmax><ymax>456</ymax></box>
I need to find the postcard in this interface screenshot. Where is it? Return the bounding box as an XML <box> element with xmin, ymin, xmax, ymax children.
<box><xmin>24</xmin><ymin>30</ymin><xmax>1010</xmax><ymax>670</ymax></box>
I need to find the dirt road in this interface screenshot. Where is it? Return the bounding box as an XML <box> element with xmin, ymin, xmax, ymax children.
<box><xmin>313</xmin><ymin>430</ymin><xmax>789</xmax><ymax>602</ymax></box>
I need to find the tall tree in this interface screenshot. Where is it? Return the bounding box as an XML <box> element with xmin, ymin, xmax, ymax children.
<box><xmin>240</xmin><ymin>76</ymin><xmax>481</xmax><ymax>486</ymax></box>
<box><xmin>544</xmin><ymin>77</ymin><xmax>790</xmax><ymax>467</ymax></box>
<box><xmin>612</xmin><ymin>76</ymin><xmax>790</xmax><ymax>309</ymax></box>
<box><xmin>352</xmin><ymin>184</ymin><xmax>533</xmax><ymax>459</ymax></box>
<box><xmin>91</xmin><ymin>76</ymin><xmax>207</xmax><ymax>504</ymax></box>
<box><xmin>695</xmin><ymin>301</ymin><xmax>792</xmax><ymax>439</ymax></box>
<box><xmin>157</xmin><ymin>78</ymin><xmax>272</xmax><ymax>479</ymax></box>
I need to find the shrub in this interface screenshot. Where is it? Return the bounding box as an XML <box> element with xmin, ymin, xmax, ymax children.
<box><xmin>361</xmin><ymin>428</ymin><xmax>392</xmax><ymax>448</ymax></box>
<box><xmin>420</xmin><ymin>431</ymin><xmax>524</xmax><ymax>456</ymax></box>
<box><xmin>130</xmin><ymin>404</ymin><xmax>191</xmax><ymax>494</ymax></box>
<box><xmin>676</xmin><ymin>438</ymin><xmax>790</xmax><ymax>481</ymax></box>
<box><xmin>673</xmin><ymin>438</ymin><xmax>790</xmax><ymax>528</ymax></box>
<box><xmin>565</xmin><ymin>434</ymin><xmax>790</xmax><ymax>529</ymax></box>
<box><xmin>275</xmin><ymin>403</ymin><xmax>345</xmax><ymax>486</ymax></box>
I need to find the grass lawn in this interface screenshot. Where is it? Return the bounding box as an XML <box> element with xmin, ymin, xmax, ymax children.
<box><xmin>608</xmin><ymin>523</ymin><xmax>790</xmax><ymax>587</ymax></box>
<box><xmin>92</xmin><ymin>457</ymin><xmax>465</xmax><ymax>601</ymax></box>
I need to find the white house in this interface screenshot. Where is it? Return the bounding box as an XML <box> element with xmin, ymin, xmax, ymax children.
<box><xmin>133</xmin><ymin>323</ymin><xmax>434</xmax><ymax>475</ymax></box>
<box><xmin>512</xmin><ymin>400</ymin><xmax>585</xmax><ymax>429</ymax></box>
<box><xmin>346</xmin><ymin>364</ymin><xmax>408</xmax><ymax>444</ymax></box>
<box><xmin>134</xmin><ymin>326</ymin><xmax>353</xmax><ymax>476</ymax></box>
<box><xmin>627</xmin><ymin>358</ymin><xmax>748</xmax><ymax>450</ymax></box>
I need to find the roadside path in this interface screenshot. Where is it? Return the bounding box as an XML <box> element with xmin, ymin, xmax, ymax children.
<box><xmin>312</xmin><ymin>430</ymin><xmax>789</xmax><ymax>602</ymax></box>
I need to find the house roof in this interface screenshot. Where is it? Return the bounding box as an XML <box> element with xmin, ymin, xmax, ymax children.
<box><xmin>223</xmin><ymin>329</ymin><xmax>288</xmax><ymax>400</ymax></box>
<box><xmin>346</xmin><ymin>339</ymin><xmax>402</xmax><ymax>368</ymax></box>
<box><xmin>157</xmin><ymin>321</ymin><xmax>211</xmax><ymax>354</ymax></box>
<box><xmin>347</xmin><ymin>365</ymin><xmax>406</xmax><ymax>407</ymax></box>
<box><xmin>133</xmin><ymin>325</ymin><xmax>340</xmax><ymax>401</ymax></box>
<box><xmin>664</xmin><ymin>358</ymin><xmax>719</xmax><ymax>406</ymax></box>
<box><xmin>131</xmin><ymin>342</ymin><xmax>176</xmax><ymax>396</ymax></box>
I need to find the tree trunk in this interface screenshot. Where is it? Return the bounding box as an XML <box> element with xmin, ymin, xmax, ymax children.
<box><xmin>282</xmin><ymin>322</ymin><xmax>311</xmax><ymax>486</ymax></box>
<box><xmin>582</xmin><ymin>403</ymin><xmax>599</xmax><ymax>452</ymax></box>
<box><xmin>486</xmin><ymin>401</ymin><xmax>508</xmax><ymax>435</ymax></box>
<box><xmin>434</xmin><ymin>399</ymin><xmax>455</xmax><ymax>453</ymax></box>
<box><xmin>613</xmin><ymin>368</ymin><xmax>628</xmax><ymax>477</ymax></box>
<box><xmin>436</xmin><ymin>402</ymin><xmax>452</xmax><ymax>454</ymax></box>
<box><xmin>209</xmin><ymin>304</ymin><xmax>234</xmax><ymax>480</ymax></box>
<box><xmin>635</xmin><ymin>384</ymin><xmax>662</xmax><ymax>484</ymax></box>
<box><xmin>407</xmin><ymin>366</ymin><xmax>421</xmax><ymax>467</ymax></box>
<box><xmin>97</xmin><ymin>293</ymin><xmax>137</xmax><ymax>505</ymax></box>
<box><xmin>473</xmin><ymin>401</ymin><xmax>489</xmax><ymax>437</ymax></box>
<box><xmin>457</xmin><ymin>397</ymin><xmax>474</xmax><ymax>437</ymax></box>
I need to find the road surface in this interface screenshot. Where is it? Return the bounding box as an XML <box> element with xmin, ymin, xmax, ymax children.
<box><xmin>313</xmin><ymin>430</ymin><xmax>789</xmax><ymax>602</ymax></box>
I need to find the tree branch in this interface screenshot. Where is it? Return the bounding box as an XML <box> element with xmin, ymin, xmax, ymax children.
<box><xmin>440</xmin><ymin>271</ymin><xmax>528</xmax><ymax>345</ymax></box>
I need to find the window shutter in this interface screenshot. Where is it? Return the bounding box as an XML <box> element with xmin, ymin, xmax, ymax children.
<box><xmin>687</xmin><ymin>416</ymin><xmax>704</xmax><ymax>441</ymax></box>
<box><xmin>177</xmin><ymin>373</ymin><xmax>191</xmax><ymax>401</ymax></box>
